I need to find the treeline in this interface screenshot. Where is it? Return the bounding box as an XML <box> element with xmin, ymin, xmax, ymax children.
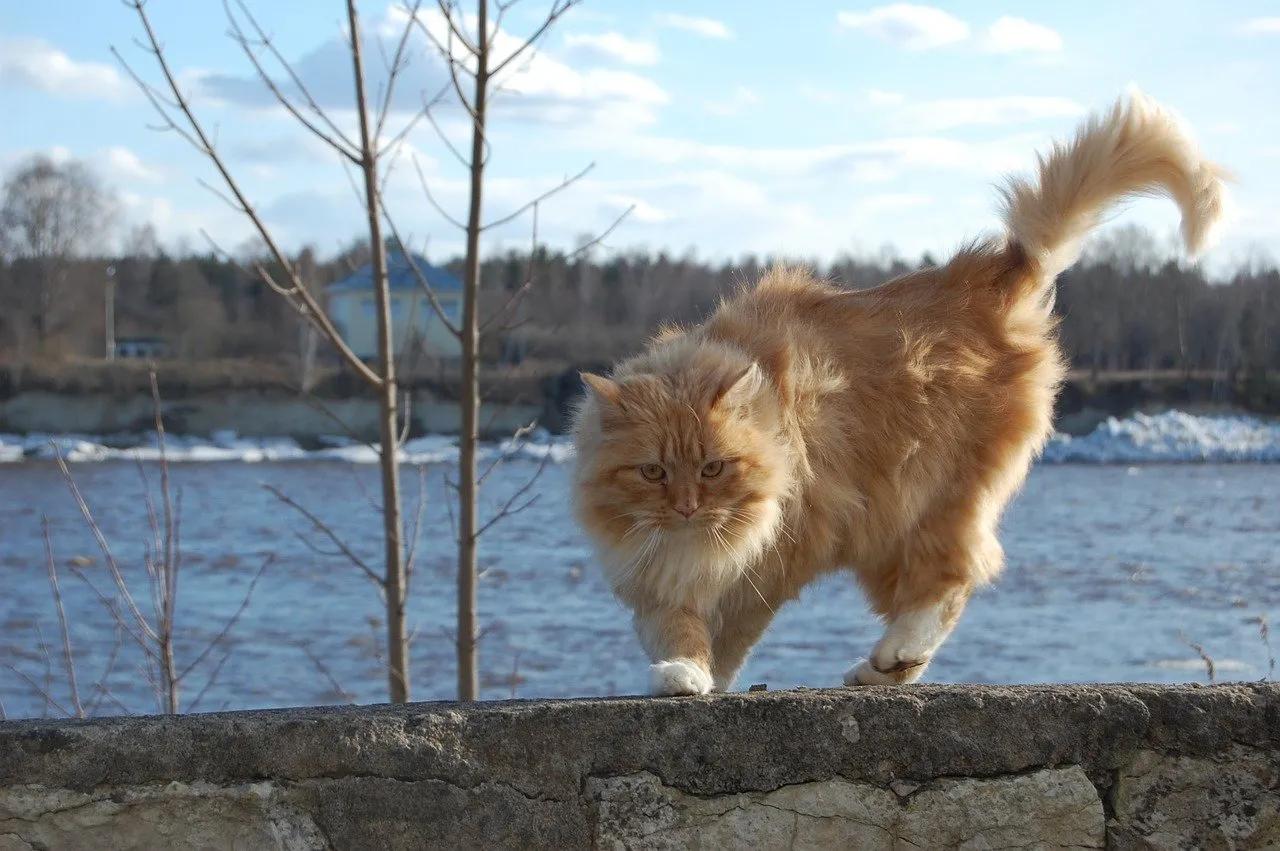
<box><xmin>2</xmin><ymin>157</ymin><xmax>1276</xmax><ymax>379</ymax></box>
<box><xmin>3</xmin><ymin>236</ymin><xmax>1277</xmax><ymax>378</ymax></box>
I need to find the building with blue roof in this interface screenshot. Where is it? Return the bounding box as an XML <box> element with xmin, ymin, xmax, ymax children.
<box><xmin>327</xmin><ymin>249</ymin><xmax>463</xmax><ymax>360</ymax></box>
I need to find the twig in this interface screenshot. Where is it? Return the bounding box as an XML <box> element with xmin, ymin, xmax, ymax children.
<box><xmin>1178</xmin><ymin>631</ymin><xmax>1216</xmax><ymax>683</ymax></box>
<box><xmin>473</xmin><ymin>448</ymin><xmax>550</xmax><ymax>540</ymax></box>
<box><xmin>1252</xmin><ymin>615</ymin><xmax>1275</xmax><ymax>681</ymax></box>
<box><xmin>42</xmin><ymin>517</ymin><xmax>84</xmax><ymax>718</ymax></box>
<box><xmin>223</xmin><ymin>0</ymin><xmax>361</xmax><ymax>163</ymax></box>
<box><xmin>301</xmin><ymin>644</ymin><xmax>357</xmax><ymax>702</ymax></box>
<box><xmin>412</xmin><ymin>154</ymin><xmax>467</xmax><ymax>230</ymax></box>
<box><xmin>4</xmin><ymin>662</ymin><xmax>73</xmax><ymax>719</ymax></box>
<box><xmin>262</xmin><ymin>484</ymin><xmax>383</xmax><ymax>588</ymax></box>
<box><xmin>482</xmin><ymin>162</ymin><xmax>594</xmax><ymax>232</ymax></box>
<box><xmin>175</xmin><ymin>554</ymin><xmax>273</xmax><ymax>684</ymax></box>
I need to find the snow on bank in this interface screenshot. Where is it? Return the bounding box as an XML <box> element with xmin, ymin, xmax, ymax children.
<box><xmin>1041</xmin><ymin>411</ymin><xmax>1280</xmax><ymax>464</ymax></box>
<box><xmin>0</xmin><ymin>428</ymin><xmax>576</xmax><ymax>466</ymax></box>
<box><xmin>3</xmin><ymin>411</ymin><xmax>1278</xmax><ymax>465</ymax></box>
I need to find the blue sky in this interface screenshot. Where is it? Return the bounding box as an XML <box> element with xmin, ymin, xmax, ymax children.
<box><xmin>3</xmin><ymin>2</ymin><xmax>1278</xmax><ymax>271</ymax></box>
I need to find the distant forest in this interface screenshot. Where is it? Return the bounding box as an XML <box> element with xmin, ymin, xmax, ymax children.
<box><xmin>2</xmin><ymin>155</ymin><xmax>1278</xmax><ymax>383</ymax></box>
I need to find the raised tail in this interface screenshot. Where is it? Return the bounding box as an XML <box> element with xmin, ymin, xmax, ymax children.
<box><xmin>999</xmin><ymin>89</ymin><xmax>1227</xmax><ymax>297</ymax></box>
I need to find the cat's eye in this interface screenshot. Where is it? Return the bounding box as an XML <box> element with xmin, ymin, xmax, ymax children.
<box><xmin>701</xmin><ymin>460</ymin><xmax>725</xmax><ymax>478</ymax></box>
<box><xmin>639</xmin><ymin>463</ymin><xmax>666</xmax><ymax>482</ymax></box>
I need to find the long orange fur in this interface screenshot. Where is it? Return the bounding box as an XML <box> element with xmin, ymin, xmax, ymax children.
<box><xmin>572</xmin><ymin>91</ymin><xmax>1227</xmax><ymax>694</ymax></box>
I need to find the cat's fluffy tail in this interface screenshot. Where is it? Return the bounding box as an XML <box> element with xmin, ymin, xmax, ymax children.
<box><xmin>999</xmin><ymin>89</ymin><xmax>1226</xmax><ymax>295</ymax></box>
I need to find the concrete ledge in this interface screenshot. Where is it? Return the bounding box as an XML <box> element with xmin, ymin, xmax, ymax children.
<box><xmin>2</xmin><ymin>684</ymin><xmax>1278</xmax><ymax>849</ymax></box>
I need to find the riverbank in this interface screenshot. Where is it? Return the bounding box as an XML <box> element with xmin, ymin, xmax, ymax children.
<box><xmin>2</xmin><ymin>360</ymin><xmax>1277</xmax><ymax>439</ymax></box>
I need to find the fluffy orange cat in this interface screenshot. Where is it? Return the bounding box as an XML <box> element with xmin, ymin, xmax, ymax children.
<box><xmin>572</xmin><ymin>91</ymin><xmax>1227</xmax><ymax>695</ymax></box>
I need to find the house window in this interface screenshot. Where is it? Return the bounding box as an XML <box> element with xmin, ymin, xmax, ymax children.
<box><xmin>391</xmin><ymin>296</ymin><xmax>406</xmax><ymax>320</ymax></box>
<box><xmin>363</xmin><ymin>297</ymin><xmax>376</xmax><ymax>317</ymax></box>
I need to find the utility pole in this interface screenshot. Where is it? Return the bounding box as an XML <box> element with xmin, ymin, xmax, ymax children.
<box><xmin>105</xmin><ymin>265</ymin><xmax>116</xmax><ymax>361</ymax></box>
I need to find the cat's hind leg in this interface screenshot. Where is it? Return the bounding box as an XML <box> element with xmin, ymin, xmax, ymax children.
<box><xmin>845</xmin><ymin>512</ymin><xmax>999</xmax><ymax>686</ymax></box>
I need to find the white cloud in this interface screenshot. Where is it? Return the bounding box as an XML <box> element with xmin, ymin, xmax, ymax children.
<box><xmin>0</xmin><ymin>37</ymin><xmax>128</xmax><ymax>100</ymax></box>
<box><xmin>866</xmin><ymin>88</ymin><xmax>906</xmax><ymax>106</ymax></box>
<box><xmin>654</xmin><ymin>13</ymin><xmax>733</xmax><ymax>40</ymax></box>
<box><xmin>197</xmin><ymin>7</ymin><xmax>669</xmax><ymax>129</ymax></box>
<box><xmin>563</xmin><ymin>32</ymin><xmax>660</xmax><ymax>66</ymax></box>
<box><xmin>1238</xmin><ymin>17</ymin><xmax>1280</xmax><ymax>35</ymax></box>
<box><xmin>894</xmin><ymin>95</ymin><xmax>1084</xmax><ymax>130</ymax></box>
<box><xmin>103</xmin><ymin>147</ymin><xmax>162</xmax><ymax>184</ymax></box>
<box><xmin>706</xmin><ymin>86</ymin><xmax>760</xmax><ymax>117</ymax></box>
<box><xmin>982</xmin><ymin>16</ymin><xmax>1063</xmax><ymax>54</ymax></box>
<box><xmin>836</xmin><ymin>4</ymin><xmax>970</xmax><ymax>50</ymax></box>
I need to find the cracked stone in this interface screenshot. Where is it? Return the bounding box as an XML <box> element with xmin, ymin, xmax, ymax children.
<box><xmin>589</xmin><ymin>766</ymin><xmax>1104</xmax><ymax>850</ymax></box>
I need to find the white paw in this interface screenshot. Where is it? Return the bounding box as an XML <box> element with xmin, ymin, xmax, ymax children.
<box><xmin>650</xmin><ymin>658</ymin><xmax>713</xmax><ymax>696</ymax></box>
<box><xmin>843</xmin><ymin>658</ymin><xmax>925</xmax><ymax>686</ymax></box>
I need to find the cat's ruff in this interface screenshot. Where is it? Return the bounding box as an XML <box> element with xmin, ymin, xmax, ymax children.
<box><xmin>572</xmin><ymin>90</ymin><xmax>1227</xmax><ymax>696</ymax></box>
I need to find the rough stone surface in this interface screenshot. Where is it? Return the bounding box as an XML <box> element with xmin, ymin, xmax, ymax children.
<box><xmin>0</xmin><ymin>684</ymin><xmax>1276</xmax><ymax>850</ymax></box>
<box><xmin>590</xmin><ymin>766</ymin><xmax>1104</xmax><ymax>849</ymax></box>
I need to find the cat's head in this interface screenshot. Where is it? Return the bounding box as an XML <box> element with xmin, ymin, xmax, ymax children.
<box><xmin>572</xmin><ymin>339</ymin><xmax>789</xmax><ymax>595</ymax></box>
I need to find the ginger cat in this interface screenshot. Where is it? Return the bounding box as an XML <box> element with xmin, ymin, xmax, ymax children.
<box><xmin>572</xmin><ymin>92</ymin><xmax>1227</xmax><ymax>695</ymax></box>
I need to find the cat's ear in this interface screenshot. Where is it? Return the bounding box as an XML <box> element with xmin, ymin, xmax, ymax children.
<box><xmin>580</xmin><ymin>372</ymin><xmax>622</xmax><ymax>406</ymax></box>
<box><xmin>712</xmin><ymin>362</ymin><xmax>763</xmax><ymax>410</ymax></box>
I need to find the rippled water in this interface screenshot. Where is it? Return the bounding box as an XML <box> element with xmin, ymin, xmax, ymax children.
<box><xmin>1</xmin><ymin>460</ymin><xmax>1277</xmax><ymax>719</ymax></box>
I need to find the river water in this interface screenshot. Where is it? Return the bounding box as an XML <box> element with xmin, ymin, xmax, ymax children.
<box><xmin>1</xmin><ymin>434</ymin><xmax>1277</xmax><ymax>719</ymax></box>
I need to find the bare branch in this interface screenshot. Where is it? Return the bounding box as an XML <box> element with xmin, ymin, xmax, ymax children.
<box><xmin>482</xmin><ymin>162</ymin><xmax>594</xmax><ymax>232</ymax></box>
<box><xmin>4</xmin><ymin>662</ymin><xmax>73</xmax><ymax>719</ymax></box>
<box><xmin>404</xmin><ymin>464</ymin><xmax>429</xmax><ymax>589</ymax></box>
<box><xmin>52</xmin><ymin>443</ymin><xmax>159</xmax><ymax>648</ymax></box>
<box><xmin>413</xmin><ymin>154</ymin><xmax>467</xmax><ymax>230</ymax></box>
<box><xmin>86</xmin><ymin>625</ymin><xmax>126</xmax><ymax>716</ymax></box>
<box><xmin>434</xmin><ymin>0</ymin><xmax>479</xmax><ymax>55</ymax></box>
<box><xmin>42</xmin><ymin>517</ymin><xmax>83</xmax><ymax>718</ymax></box>
<box><xmin>301</xmin><ymin>644</ymin><xmax>356</xmax><ymax>702</ymax></box>
<box><xmin>115</xmin><ymin>0</ymin><xmax>382</xmax><ymax>387</ymax></box>
<box><xmin>490</xmin><ymin>0</ymin><xmax>580</xmax><ymax>77</ymax></box>
<box><xmin>473</xmin><ymin>448</ymin><xmax>551</xmax><ymax>540</ymax></box>
<box><xmin>176</xmin><ymin>554</ymin><xmax>273</xmax><ymax>684</ymax></box>
<box><xmin>375</xmin><ymin>0</ymin><xmax>424</xmax><ymax>140</ymax></box>
<box><xmin>481</xmin><ymin>202</ymin><xmax>634</xmax><ymax>332</ymax></box>
<box><xmin>412</xmin><ymin>8</ymin><xmax>480</xmax><ymax>123</ymax></box>
<box><xmin>223</xmin><ymin>0</ymin><xmax>362</xmax><ymax>163</ymax></box>
<box><xmin>380</xmin><ymin>201</ymin><xmax>463</xmax><ymax>337</ymax></box>
<box><xmin>263</xmin><ymin>484</ymin><xmax>384</xmax><ymax>588</ymax></box>
<box><xmin>184</xmin><ymin>649</ymin><xmax>233</xmax><ymax>714</ymax></box>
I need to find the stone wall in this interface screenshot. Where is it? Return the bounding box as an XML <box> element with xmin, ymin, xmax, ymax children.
<box><xmin>1</xmin><ymin>684</ymin><xmax>1277</xmax><ymax>849</ymax></box>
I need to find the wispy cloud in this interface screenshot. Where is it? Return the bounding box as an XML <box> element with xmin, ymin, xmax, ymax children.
<box><xmin>706</xmin><ymin>86</ymin><xmax>760</xmax><ymax>117</ymax></box>
<box><xmin>103</xmin><ymin>146</ymin><xmax>162</xmax><ymax>183</ymax></box>
<box><xmin>836</xmin><ymin>4</ymin><xmax>969</xmax><ymax>50</ymax></box>
<box><xmin>563</xmin><ymin>32</ymin><xmax>660</xmax><ymax>66</ymax></box>
<box><xmin>981</xmin><ymin>16</ymin><xmax>1063</xmax><ymax>54</ymax></box>
<box><xmin>0</xmin><ymin>37</ymin><xmax>128</xmax><ymax>100</ymax></box>
<box><xmin>654</xmin><ymin>13</ymin><xmax>733</xmax><ymax>40</ymax></box>
<box><xmin>195</xmin><ymin>7</ymin><xmax>669</xmax><ymax>129</ymax></box>
<box><xmin>1237</xmin><ymin>17</ymin><xmax>1280</xmax><ymax>35</ymax></box>
<box><xmin>895</xmin><ymin>95</ymin><xmax>1083</xmax><ymax>130</ymax></box>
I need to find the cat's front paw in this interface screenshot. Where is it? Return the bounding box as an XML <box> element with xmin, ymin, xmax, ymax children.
<box><xmin>650</xmin><ymin>658</ymin><xmax>713</xmax><ymax>696</ymax></box>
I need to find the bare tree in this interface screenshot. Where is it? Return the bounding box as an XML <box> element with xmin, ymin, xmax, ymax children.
<box><xmin>403</xmin><ymin>0</ymin><xmax>631</xmax><ymax>699</ymax></box>
<box><xmin>4</xmin><ymin>372</ymin><xmax>268</xmax><ymax>717</ymax></box>
<box><xmin>116</xmin><ymin>0</ymin><xmax>424</xmax><ymax>701</ymax></box>
<box><xmin>0</xmin><ymin>155</ymin><xmax>116</xmax><ymax>353</ymax></box>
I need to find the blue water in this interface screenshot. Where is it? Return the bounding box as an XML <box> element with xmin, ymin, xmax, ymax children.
<box><xmin>1</xmin><ymin>460</ymin><xmax>1277</xmax><ymax>719</ymax></box>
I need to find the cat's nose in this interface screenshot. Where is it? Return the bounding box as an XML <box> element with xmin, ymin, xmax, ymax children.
<box><xmin>673</xmin><ymin>502</ymin><xmax>698</xmax><ymax>519</ymax></box>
